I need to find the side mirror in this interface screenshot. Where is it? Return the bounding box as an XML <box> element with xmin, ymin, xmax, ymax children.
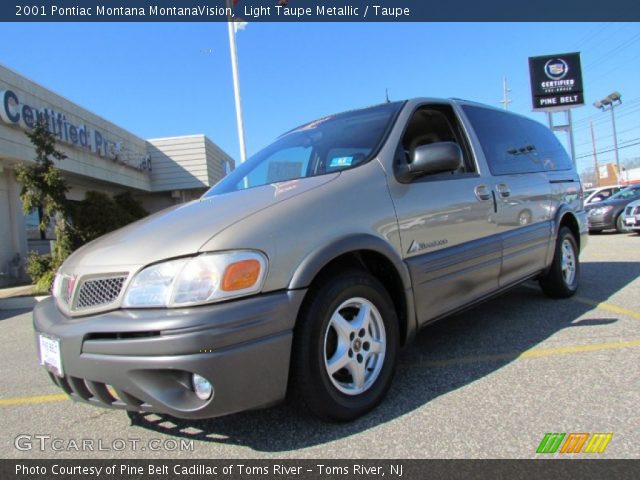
<box><xmin>396</xmin><ymin>141</ymin><xmax>463</xmax><ymax>183</ymax></box>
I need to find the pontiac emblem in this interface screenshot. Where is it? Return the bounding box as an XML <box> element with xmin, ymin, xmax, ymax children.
<box><xmin>66</xmin><ymin>274</ymin><xmax>76</xmax><ymax>299</ymax></box>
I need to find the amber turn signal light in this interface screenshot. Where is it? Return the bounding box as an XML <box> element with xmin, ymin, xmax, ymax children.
<box><xmin>222</xmin><ymin>259</ymin><xmax>261</xmax><ymax>291</ymax></box>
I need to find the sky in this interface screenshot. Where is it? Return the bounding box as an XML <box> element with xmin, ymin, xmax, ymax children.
<box><xmin>0</xmin><ymin>22</ymin><xmax>639</xmax><ymax>175</ymax></box>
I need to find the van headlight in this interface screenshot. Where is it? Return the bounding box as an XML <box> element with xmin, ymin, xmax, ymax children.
<box><xmin>122</xmin><ymin>251</ymin><xmax>267</xmax><ymax>308</ymax></box>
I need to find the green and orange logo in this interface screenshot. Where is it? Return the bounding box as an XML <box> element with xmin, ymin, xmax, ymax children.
<box><xmin>536</xmin><ymin>432</ymin><xmax>613</xmax><ymax>454</ymax></box>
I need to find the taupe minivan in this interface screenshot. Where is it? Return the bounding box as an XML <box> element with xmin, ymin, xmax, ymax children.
<box><xmin>34</xmin><ymin>98</ymin><xmax>587</xmax><ymax>421</ymax></box>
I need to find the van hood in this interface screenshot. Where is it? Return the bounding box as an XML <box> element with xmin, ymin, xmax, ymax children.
<box><xmin>63</xmin><ymin>174</ymin><xmax>338</xmax><ymax>269</ymax></box>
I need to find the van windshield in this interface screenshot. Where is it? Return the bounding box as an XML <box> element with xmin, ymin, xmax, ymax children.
<box><xmin>610</xmin><ymin>185</ymin><xmax>640</xmax><ymax>200</ymax></box>
<box><xmin>204</xmin><ymin>102</ymin><xmax>403</xmax><ymax>195</ymax></box>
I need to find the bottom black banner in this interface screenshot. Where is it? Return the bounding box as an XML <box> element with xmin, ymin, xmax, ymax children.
<box><xmin>2</xmin><ymin>459</ymin><xmax>639</xmax><ymax>480</ymax></box>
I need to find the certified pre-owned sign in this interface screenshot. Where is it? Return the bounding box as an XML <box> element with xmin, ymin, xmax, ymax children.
<box><xmin>528</xmin><ymin>52</ymin><xmax>584</xmax><ymax>111</ymax></box>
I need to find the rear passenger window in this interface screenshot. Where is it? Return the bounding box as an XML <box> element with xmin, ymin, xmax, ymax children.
<box><xmin>462</xmin><ymin>105</ymin><xmax>570</xmax><ymax>175</ymax></box>
<box><xmin>520</xmin><ymin>119</ymin><xmax>573</xmax><ymax>171</ymax></box>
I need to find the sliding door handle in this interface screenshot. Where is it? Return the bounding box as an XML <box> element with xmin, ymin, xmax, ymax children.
<box><xmin>474</xmin><ymin>185</ymin><xmax>492</xmax><ymax>201</ymax></box>
<box><xmin>495</xmin><ymin>183</ymin><xmax>511</xmax><ymax>198</ymax></box>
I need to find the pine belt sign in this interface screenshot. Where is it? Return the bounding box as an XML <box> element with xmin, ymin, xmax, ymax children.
<box><xmin>528</xmin><ymin>52</ymin><xmax>584</xmax><ymax>111</ymax></box>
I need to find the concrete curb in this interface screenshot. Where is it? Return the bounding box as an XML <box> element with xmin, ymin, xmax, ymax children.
<box><xmin>0</xmin><ymin>295</ymin><xmax>49</xmax><ymax>310</ymax></box>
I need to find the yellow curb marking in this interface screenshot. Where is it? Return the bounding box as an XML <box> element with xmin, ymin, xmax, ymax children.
<box><xmin>571</xmin><ymin>295</ymin><xmax>640</xmax><ymax>320</ymax></box>
<box><xmin>404</xmin><ymin>339</ymin><xmax>640</xmax><ymax>368</ymax></box>
<box><xmin>0</xmin><ymin>393</ymin><xmax>69</xmax><ymax>407</ymax></box>
<box><xmin>3</xmin><ymin>292</ymin><xmax>639</xmax><ymax>406</ymax></box>
<box><xmin>3</xmin><ymin>340</ymin><xmax>640</xmax><ymax>405</ymax></box>
<box><xmin>521</xmin><ymin>283</ymin><xmax>640</xmax><ymax>320</ymax></box>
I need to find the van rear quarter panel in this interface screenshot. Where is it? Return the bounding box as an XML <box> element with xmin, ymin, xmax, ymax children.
<box><xmin>547</xmin><ymin>169</ymin><xmax>586</xmax><ymax>256</ymax></box>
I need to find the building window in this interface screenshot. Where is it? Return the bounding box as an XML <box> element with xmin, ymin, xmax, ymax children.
<box><xmin>25</xmin><ymin>207</ymin><xmax>55</xmax><ymax>241</ymax></box>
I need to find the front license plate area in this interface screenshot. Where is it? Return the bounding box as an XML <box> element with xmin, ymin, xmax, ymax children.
<box><xmin>39</xmin><ymin>334</ymin><xmax>63</xmax><ymax>377</ymax></box>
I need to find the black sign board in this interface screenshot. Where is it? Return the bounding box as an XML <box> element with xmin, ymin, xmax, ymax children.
<box><xmin>528</xmin><ymin>52</ymin><xmax>584</xmax><ymax>110</ymax></box>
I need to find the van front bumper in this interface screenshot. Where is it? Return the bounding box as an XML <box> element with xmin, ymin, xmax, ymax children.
<box><xmin>33</xmin><ymin>290</ymin><xmax>306</xmax><ymax>419</ymax></box>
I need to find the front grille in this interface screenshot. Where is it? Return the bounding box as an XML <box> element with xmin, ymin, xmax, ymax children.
<box><xmin>626</xmin><ymin>206</ymin><xmax>640</xmax><ymax>216</ymax></box>
<box><xmin>76</xmin><ymin>276</ymin><xmax>127</xmax><ymax>310</ymax></box>
<box><xmin>49</xmin><ymin>372</ymin><xmax>146</xmax><ymax>409</ymax></box>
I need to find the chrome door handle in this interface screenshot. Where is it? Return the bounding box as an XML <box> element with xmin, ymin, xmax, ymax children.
<box><xmin>495</xmin><ymin>183</ymin><xmax>511</xmax><ymax>198</ymax></box>
<box><xmin>474</xmin><ymin>185</ymin><xmax>492</xmax><ymax>201</ymax></box>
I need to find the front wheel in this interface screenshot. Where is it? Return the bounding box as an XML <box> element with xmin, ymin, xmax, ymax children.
<box><xmin>291</xmin><ymin>271</ymin><xmax>399</xmax><ymax>421</ymax></box>
<box><xmin>539</xmin><ymin>226</ymin><xmax>579</xmax><ymax>298</ymax></box>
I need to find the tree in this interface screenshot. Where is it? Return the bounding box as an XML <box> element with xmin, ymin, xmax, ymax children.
<box><xmin>15</xmin><ymin>118</ymin><xmax>72</xmax><ymax>289</ymax></box>
<box><xmin>15</xmin><ymin>118</ymin><xmax>69</xmax><ymax>230</ymax></box>
<box><xmin>15</xmin><ymin>120</ymin><xmax>150</xmax><ymax>291</ymax></box>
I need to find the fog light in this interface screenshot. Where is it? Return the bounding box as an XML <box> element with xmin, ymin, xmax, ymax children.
<box><xmin>192</xmin><ymin>374</ymin><xmax>213</xmax><ymax>400</ymax></box>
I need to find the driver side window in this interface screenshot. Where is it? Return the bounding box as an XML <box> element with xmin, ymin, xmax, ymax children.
<box><xmin>398</xmin><ymin>105</ymin><xmax>474</xmax><ymax>175</ymax></box>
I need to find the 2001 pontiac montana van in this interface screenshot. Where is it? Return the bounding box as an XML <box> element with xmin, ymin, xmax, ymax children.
<box><xmin>34</xmin><ymin>98</ymin><xmax>587</xmax><ymax>421</ymax></box>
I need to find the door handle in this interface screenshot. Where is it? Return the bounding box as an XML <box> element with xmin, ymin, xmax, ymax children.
<box><xmin>495</xmin><ymin>183</ymin><xmax>511</xmax><ymax>198</ymax></box>
<box><xmin>474</xmin><ymin>185</ymin><xmax>492</xmax><ymax>201</ymax></box>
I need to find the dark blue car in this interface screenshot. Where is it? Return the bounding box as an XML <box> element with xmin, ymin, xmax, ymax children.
<box><xmin>586</xmin><ymin>184</ymin><xmax>640</xmax><ymax>233</ymax></box>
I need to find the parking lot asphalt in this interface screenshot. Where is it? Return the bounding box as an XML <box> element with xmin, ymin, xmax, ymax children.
<box><xmin>1</xmin><ymin>232</ymin><xmax>639</xmax><ymax>459</ymax></box>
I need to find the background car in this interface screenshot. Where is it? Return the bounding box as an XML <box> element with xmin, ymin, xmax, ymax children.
<box><xmin>488</xmin><ymin>197</ymin><xmax>550</xmax><ymax>226</ymax></box>
<box><xmin>583</xmin><ymin>185</ymin><xmax>623</xmax><ymax>205</ymax></box>
<box><xmin>586</xmin><ymin>184</ymin><xmax>640</xmax><ymax>233</ymax></box>
<box><xmin>622</xmin><ymin>198</ymin><xmax>640</xmax><ymax>233</ymax></box>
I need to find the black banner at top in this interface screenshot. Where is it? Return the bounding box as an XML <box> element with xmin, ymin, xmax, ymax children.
<box><xmin>3</xmin><ymin>0</ymin><xmax>640</xmax><ymax>22</ymax></box>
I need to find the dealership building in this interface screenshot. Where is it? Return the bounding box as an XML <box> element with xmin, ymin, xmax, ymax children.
<box><xmin>0</xmin><ymin>64</ymin><xmax>234</xmax><ymax>286</ymax></box>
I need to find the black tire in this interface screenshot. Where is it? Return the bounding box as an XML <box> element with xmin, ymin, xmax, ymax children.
<box><xmin>291</xmin><ymin>270</ymin><xmax>399</xmax><ymax>421</ymax></box>
<box><xmin>615</xmin><ymin>214</ymin><xmax>631</xmax><ymax>234</ymax></box>
<box><xmin>540</xmin><ymin>226</ymin><xmax>579</xmax><ymax>298</ymax></box>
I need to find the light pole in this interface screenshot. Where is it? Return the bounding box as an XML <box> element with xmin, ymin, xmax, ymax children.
<box><xmin>500</xmin><ymin>77</ymin><xmax>511</xmax><ymax>110</ymax></box>
<box><xmin>226</xmin><ymin>0</ymin><xmax>247</xmax><ymax>164</ymax></box>
<box><xmin>590</xmin><ymin>119</ymin><xmax>599</xmax><ymax>187</ymax></box>
<box><xmin>593</xmin><ymin>91</ymin><xmax>622</xmax><ymax>182</ymax></box>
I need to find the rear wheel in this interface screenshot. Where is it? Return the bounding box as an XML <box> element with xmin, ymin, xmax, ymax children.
<box><xmin>518</xmin><ymin>210</ymin><xmax>532</xmax><ymax>226</ymax></box>
<box><xmin>540</xmin><ymin>226</ymin><xmax>579</xmax><ymax>298</ymax></box>
<box><xmin>291</xmin><ymin>270</ymin><xmax>399</xmax><ymax>421</ymax></box>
